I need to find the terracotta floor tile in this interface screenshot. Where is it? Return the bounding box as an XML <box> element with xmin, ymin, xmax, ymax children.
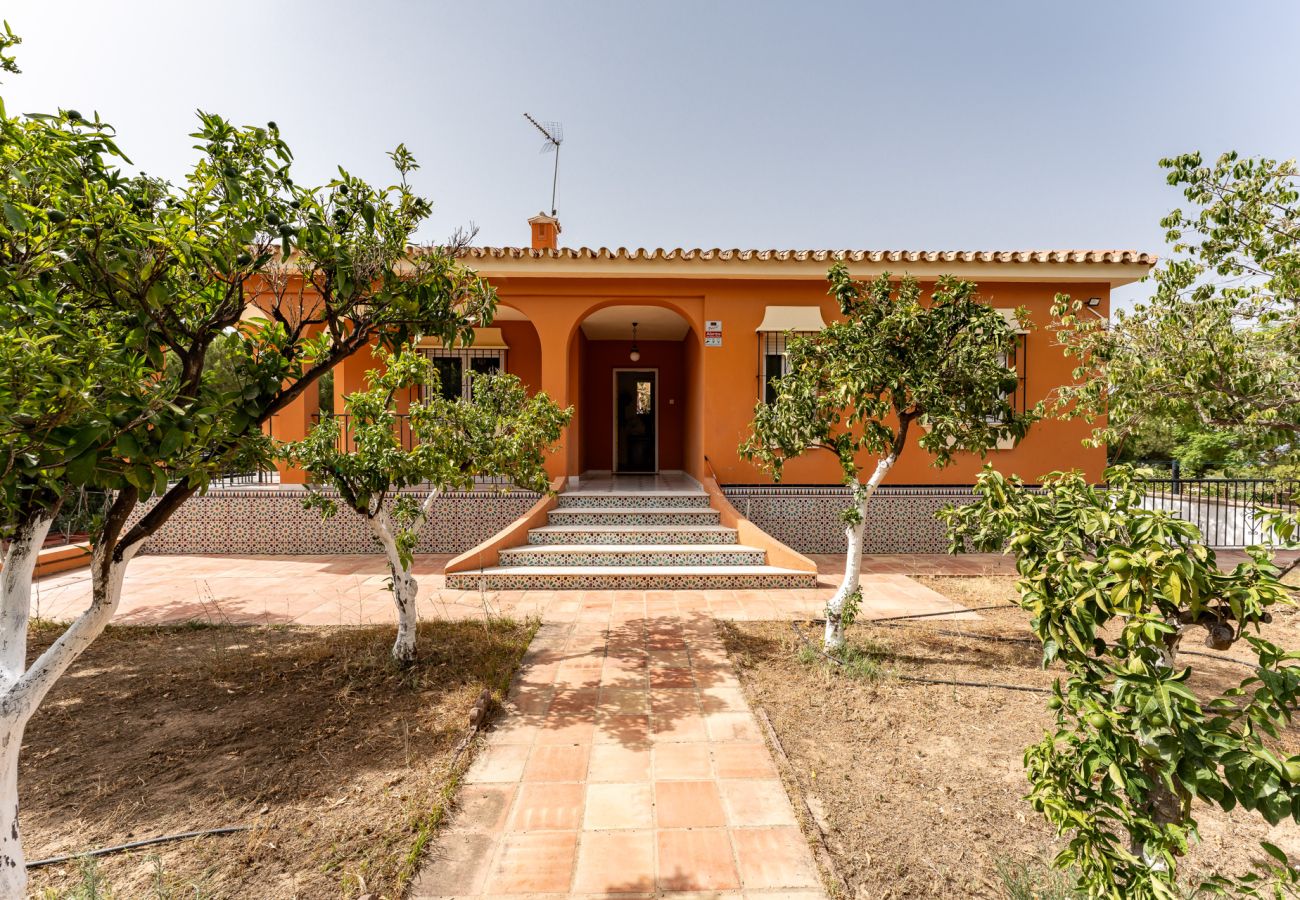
<box><xmin>536</xmin><ymin>713</ymin><xmax>597</xmax><ymax>746</ymax></box>
<box><xmin>655</xmin><ymin>780</ymin><xmax>726</xmax><ymax>828</ymax></box>
<box><xmin>718</xmin><ymin>779</ymin><xmax>798</xmax><ymax>827</ymax></box>
<box><xmin>522</xmin><ymin>744</ymin><xmax>591</xmax><ymax>782</ymax></box>
<box><xmin>587</xmin><ymin>744</ymin><xmax>652</xmax><ymax>782</ymax></box>
<box><xmin>573</xmin><ymin>829</ymin><xmax>657</xmax><ymax>894</ymax></box>
<box><xmin>465</xmin><ymin>743</ymin><xmax>532</xmax><ymax>783</ymax></box>
<box><xmin>698</xmin><ymin>686</ymin><xmax>748</xmax><ymax>714</ymax></box>
<box><xmin>706</xmin><ymin>711</ymin><xmax>762</xmax><ymax>743</ymax></box>
<box><xmin>485</xmin><ymin>831</ymin><xmax>578</xmax><ymax>893</ymax></box>
<box><xmin>551</xmin><ymin>688</ymin><xmax>600</xmax><ymax>715</ymax></box>
<box><xmin>600</xmin><ymin>687</ymin><xmax>650</xmax><ymax>715</ymax></box>
<box><xmin>594</xmin><ymin>713</ymin><xmax>651</xmax><ymax>745</ymax></box>
<box><xmin>730</xmin><ymin>826</ymin><xmax>820</xmax><ymax>890</ymax></box>
<box><xmin>651</xmin><ymin>711</ymin><xmax>709</xmax><ymax>743</ymax></box>
<box><xmin>507</xmin><ymin>781</ymin><xmax>585</xmax><ymax>831</ymax></box>
<box><xmin>408</xmin><ymin>830</ymin><xmax>496</xmax><ymax>896</ymax></box>
<box><xmin>712</xmin><ymin>744</ymin><xmax>778</xmax><ymax>780</ymax></box>
<box><xmin>583</xmin><ymin>782</ymin><xmax>654</xmax><ymax>830</ymax></box>
<box><xmin>656</xmin><ymin>828</ymin><xmax>739</xmax><ymax>892</ymax></box>
<box><xmin>446</xmin><ymin>783</ymin><xmax>516</xmax><ymax>832</ymax></box>
<box><xmin>490</xmin><ymin>716</ymin><xmax>541</xmax><ymax>745</ymax></box>
<box><xmin>649</xmin><ymin>667</ymin><xmax>696</xmax><ymax>689</ymax></box>
<box><xmin>652</xmin><ymin>743</ymin><xmax>713</xmax><ymax>780</ymax></box>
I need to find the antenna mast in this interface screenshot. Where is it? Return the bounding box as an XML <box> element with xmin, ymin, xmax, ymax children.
<box><xmin>523</xmin><ymin>112</ymin><xmax>563</xmax><ymax>216</ymax></box>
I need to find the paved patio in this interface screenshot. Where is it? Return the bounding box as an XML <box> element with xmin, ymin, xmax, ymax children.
<box><xmin>30</xmin><ymin>553</ymin><xmax>991</xmax><ymax>626</ymax></box>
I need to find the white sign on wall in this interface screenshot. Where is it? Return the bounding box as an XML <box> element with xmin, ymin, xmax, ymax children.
<box><xmin>704</xmin><ymin>319</ymin><xmax>722</xmax><ymax>347</ymax></box>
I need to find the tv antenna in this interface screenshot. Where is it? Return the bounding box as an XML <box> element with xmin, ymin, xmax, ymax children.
<box><xmin>523</xmin><ymin>112</ymin><xmax>563</xmax><ymax>216</ymax></box>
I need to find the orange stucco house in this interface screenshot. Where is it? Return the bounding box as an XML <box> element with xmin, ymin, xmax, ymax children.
<box><xmin>142</xmin><ymin>216</ymin><xmax>1152</xmax><ymax>588</ymax></box>
<box><xmin>272</xmin><ymin>214</ymin><xmax>1149</xmax><ymax>488</ymax></box>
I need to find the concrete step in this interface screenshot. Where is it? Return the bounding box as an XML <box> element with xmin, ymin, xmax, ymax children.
<box><xmin>555</xmin><ymin>491</ymin><xmax>712</xmax><ymax>509</ymax></box>
<box><xmin>445</xmin><ymin>564</ymin><xmax>819</xmax><ymax>591</ymax></box>
<box><xmin>498</xmin><ymin>543</ymin><xmax>768</xmax><ymax>568</ymax></box>
<box><xmin>546</xmin><ymin>507</ymin><xmax>722</xmax><ymax>526</ymax></box>
<box><xmin>527</xmin><ymin>524</ymin><xmax>739</xmax><ymax>545</ymax></box>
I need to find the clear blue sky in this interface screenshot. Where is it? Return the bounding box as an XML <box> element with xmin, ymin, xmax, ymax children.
<box><xmin>6</xmin><ymin>1</ymin><xmax>1299</xmax><ymax>305</ymax></box>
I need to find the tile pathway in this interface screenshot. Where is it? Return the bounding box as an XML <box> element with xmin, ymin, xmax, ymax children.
<box><xmin>409</xmin><ymin>615</ymin><xmax>826</xmax><ymax>899</ymax></box>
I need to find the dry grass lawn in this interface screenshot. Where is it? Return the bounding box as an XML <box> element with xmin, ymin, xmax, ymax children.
<box><xmin>23</xmin><ymin>617</ymin><xmax>535</xmax><ymax>899</ymax></box>
<box><xmin>722</xmin><ymin>575</ymin><xmax>1300</xmax><ymax>899</ymax></box>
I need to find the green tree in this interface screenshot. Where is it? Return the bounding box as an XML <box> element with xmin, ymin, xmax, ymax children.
<box><xmin>0</xmin><ymin>33</ymin><xmax>494</xmax><ymax>890</ymax></box>
<box><xmin>741</xmin><ymin>264</ymin><xmax>1032</xmax><ymax>649</ymax></box>
<box><xmin>944</xmin><ymin>467</ymin><xmax>1300</xmax><ymax>900</ymax></box>
<box><xmin>288</xmin><ymin>348</ymin><xmax>570</xmax><ymax>663</ymax></box>
<box><xmin>1053</xmin><ymin>152</ymin><xmax>1300</xmax><ymax>470</ymax></box>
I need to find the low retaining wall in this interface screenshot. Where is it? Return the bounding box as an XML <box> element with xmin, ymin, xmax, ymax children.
<box><xmin>127</xmin><ymin>488</ymin><xmax>540</xmax><ymax>555</ymax></box>
<box><xmin>721</xmin><ymin>485</ymin><xmax>977</xmax><ymax>554</ymax></box>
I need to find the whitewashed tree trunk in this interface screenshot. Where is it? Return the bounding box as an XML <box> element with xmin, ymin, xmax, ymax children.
<box><xmin>825</xmin><ymin>452</ymin><xmax>898</xmax><ymax>651</ymax></box>
<box><xmin>0</xmin><ymin>515</ymin><xmax>141</xmax><ymax>898</ymax></box>
<box><xmin>0</xmin><ymin>513</ymin><xmax>53</xmax><ymax>896</ymax></box>
<box><xmin>369</xmin><ymin>510</ymin><xmax>419</xmax><ymax>666</ymax></box>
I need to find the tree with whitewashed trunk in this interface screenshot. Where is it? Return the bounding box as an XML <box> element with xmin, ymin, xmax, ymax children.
<box><xmin>741</xmin><ymin>264</ymin><xmax>1033</xmax><ymax>650</ymax></box>
<box><xmin>0</xmin><ymin>31</ymin><xmax>493</xmax><ymax>891</ymax></box>
<box><xmin>287</xmin><ymin>348</ymin><xmax>570</xmax><ymax>664</ymax></box>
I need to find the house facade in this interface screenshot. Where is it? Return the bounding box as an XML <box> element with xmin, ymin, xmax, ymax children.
<box><xmin>270</xmin><ymin>215</ymin><xmax>1153</xmax><ymax>490</ymax></box>
<box><xmin>132</xmin><ymin>217</ymin><xmax>1151</xmax><ymax>575</ymax></box>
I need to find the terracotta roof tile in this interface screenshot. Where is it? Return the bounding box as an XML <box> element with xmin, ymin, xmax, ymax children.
<box><xmin>456</xmin><ymin>246</ymin><xmax>1156</xmax><ymax>265</ymax></box>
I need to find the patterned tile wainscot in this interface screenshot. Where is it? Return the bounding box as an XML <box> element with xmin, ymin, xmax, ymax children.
<box><xmin>721</xmin><ymin>484</ymin><xmax>980</xmax><ymax>554</ymax></box>
<box><xmin>124</xmin><ymin>488</ymin><xmax>539</xmax><ymax>555</ymax></box>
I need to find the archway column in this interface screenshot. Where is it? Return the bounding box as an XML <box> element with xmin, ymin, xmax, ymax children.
<box><xmin>534</xmin><ymin>318</ymin><xmax>577</xmax><ymax>477</ymax></box>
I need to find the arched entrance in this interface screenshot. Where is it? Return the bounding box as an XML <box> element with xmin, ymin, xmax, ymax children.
<box><xmin>568</xmin><ymin>304</ymin><xmax>700</xmax><ymax>476</ymax></box>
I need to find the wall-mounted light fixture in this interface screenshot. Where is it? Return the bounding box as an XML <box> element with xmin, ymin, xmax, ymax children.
<box><xmin>629</xmin><ymin>321</ymin><xmax>641</xmax><ymax>362</ymax></box>
<box><xmin>1086</xmin><ymin>297</ymin><xmax>1101</xmax><ymax>307</ymax></box>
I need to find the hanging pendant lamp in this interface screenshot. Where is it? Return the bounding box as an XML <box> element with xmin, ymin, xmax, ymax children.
<box><xmin>629</xmin><ymin>321</ymin><xmax>641</xmax><ymax>362</ymax></box>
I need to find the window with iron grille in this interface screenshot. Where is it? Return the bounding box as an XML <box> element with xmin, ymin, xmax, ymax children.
<box><xmin>418</xmin><ymin>347</ymin><xmax>506</xmax><ymax>400</ymax></box>
<box><xmin>997</xmin><ymin>334</ymin><xmax>1028</xmax><ymax>421</ymax></box>
<box><xmin>758</xmin><ymin>331</ymin><xmax>815</xmax><ymax>404</ymax></box>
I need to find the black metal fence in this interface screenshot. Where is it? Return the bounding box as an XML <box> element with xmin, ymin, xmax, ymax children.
<box><xmin>1135</xmin><ymin>477</ymin><xmax>1300</xmax><ymax>548</ymax></box>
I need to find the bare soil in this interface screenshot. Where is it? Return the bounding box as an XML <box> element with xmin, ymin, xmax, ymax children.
<box><xmin>722</xmin><ymin>575</ymin><xmax>1300</xmax><ymax>899</ymax></box>
<box><xmin>23</xmin><ymin>618</ymin><xmax>535</xmax><ymax>899</ymax></box>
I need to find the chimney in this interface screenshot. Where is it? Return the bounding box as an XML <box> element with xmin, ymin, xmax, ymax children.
<box><xmin>528</xmin><ymin>212</ymin><xmax>561</xmax><ymax>251</ymax></box>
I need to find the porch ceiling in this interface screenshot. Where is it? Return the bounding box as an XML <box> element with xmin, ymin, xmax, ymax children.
<box><xmin>579</xmin><ymin>304</ymin><xmax>691</xmax><ymax>341</ymax></box>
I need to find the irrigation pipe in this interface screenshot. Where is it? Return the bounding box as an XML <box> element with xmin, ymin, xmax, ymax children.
<box><xmin>809</xmin><ymin>605</ymin><xmax>1265</xmax><ymax>671</ymax></box>
<box><xmin>27</xmin><ymin>826</ymin><xmax>250</xmax><ymax>869</ymax></box>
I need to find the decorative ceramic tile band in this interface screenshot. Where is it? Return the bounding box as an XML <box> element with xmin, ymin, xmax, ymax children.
<box><xmin>546</xmin><ymin>509</ymin><xmax>721</xmax><ymax>526</ymax></box>
<box><xmin>722</xmin><ymin>484</ymin><xmax>979</xmax><ymax>554</ymax></box>
<box><xmin>445</xmin><ymin>571</ymin><xmax>819</xmax><ymax>590</ymax></box>
<box><xmin>497</xmin><ymin>548</ymin><xmax>767</xmax><ymax>567</ymax></box>
<box><xmin>527</xmin><ymin>529</ymin><xmax>736</xmax><ymax>545</ymax></box>
<box><xmin>125</xmin><ymin>488</ymin><xmax>540</xmax><ymax>555</ymax></box>
<box><xmin>555</xmin><ymin>494</ymin><xmax>712</xmax><ymax>509</ymax></box>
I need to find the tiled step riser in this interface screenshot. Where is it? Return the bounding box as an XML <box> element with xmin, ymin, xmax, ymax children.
<box><xmin>500</xmin><ymin>549</ymin><xmax>768</xmax><ymax>568</ymax></box>
<box><xmin>527</xmin><ymin>529</ymin><xmax>737</xmax><ymax>546</ymax></box>
<box><xmin>547</xmin><ymin>510</ymin><xmax>721</xmax><ymax>526</ymax></box>
<box><xmin>447</xmin><ymin>572</ymin><xmax>819</xmax><ymax>590</ymax></box>
<box><xmin>555</xmin><ymin>494</ymin><xmax>712</xmax><ymax>509</ymax></box>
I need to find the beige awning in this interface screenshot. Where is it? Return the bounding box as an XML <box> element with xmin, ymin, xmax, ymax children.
<box><xmin>755</xmin><ymin>306</ymin><xmax>828</xmax><ymax>332</ymax></box>
<box><xmin>417</xmin><ymin>327</ymin><xmax>510</xmax><ymax>350</ymax></box>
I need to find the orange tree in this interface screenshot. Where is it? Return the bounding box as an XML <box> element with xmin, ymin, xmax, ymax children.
<box><xmin>945</xmin><ymin>466</ymin><xmax>1300</xmax><ymax>899</ymax></box>
<box><xmin>0</xmin><ymin>28</ymin><xmax>493</xmax><ymax>889</ymax></box>
<box><xmin>743</xmin><ymin>263</ymin><xmax>1032</xmax><ymax>650</ymax></box>
<box><xmin>288</xmin><ymin>349</ymin><xmax>570</xmax><ymax>664</ymax></box>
